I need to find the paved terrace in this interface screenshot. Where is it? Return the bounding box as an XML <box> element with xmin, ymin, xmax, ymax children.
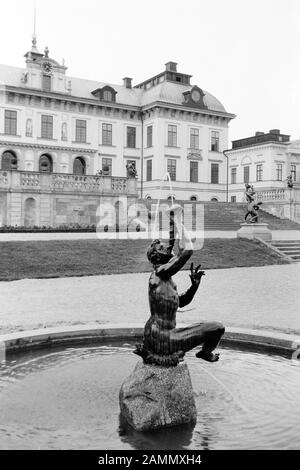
<box><xmin>0</xmin><ymin>264</ymin><xmax>299</xmax><ymax>336</ymax></box>
<box><xmin>0</xmin><ymin>230</ymin><xmax>300</xmax><ymax>241</ymax></box>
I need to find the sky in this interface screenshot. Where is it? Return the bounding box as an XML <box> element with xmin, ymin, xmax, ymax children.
<box><xmin>0</xmin><ymin>0</ymin><xmax>299</xmax><ymax>142</ymax></box>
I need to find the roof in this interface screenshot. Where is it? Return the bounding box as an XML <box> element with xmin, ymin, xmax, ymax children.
<box><xmin>0</xmin><ymin>63</ymin><xmax>228</xmax><ymax>113</ymax></box>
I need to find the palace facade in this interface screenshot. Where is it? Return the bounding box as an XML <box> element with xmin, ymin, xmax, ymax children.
<box><xmin>0</xmin><ymin>36</ymin><xmax>235</xmax><ymax>227</ymax></box>
<box><xmin>226</xmin><ymin>130</ymin><xmax>300</xmax><ymax>222</ymax></box>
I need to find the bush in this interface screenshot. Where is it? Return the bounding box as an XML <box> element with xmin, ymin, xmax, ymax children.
<box><xmin>0</xmin><ymin>224</ymin><xmax>97</xmax><ymax>233</ymax></box>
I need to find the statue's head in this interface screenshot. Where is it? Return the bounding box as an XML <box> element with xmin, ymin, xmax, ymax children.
<box><xmin>147</xmin><ymin>239</ymin><xmax>174</xmax><ymax>266</ymax></box>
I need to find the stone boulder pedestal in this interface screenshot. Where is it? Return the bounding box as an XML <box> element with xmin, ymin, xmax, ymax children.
<box><xmin>119</xmin><ymin>361</ymin><xmax>197</xmax><ymax>432</ymax></box>
<box><xmin>237</xmin><ymin>222</ymin><xmax>272</xmax><ymax>241</ymax></box>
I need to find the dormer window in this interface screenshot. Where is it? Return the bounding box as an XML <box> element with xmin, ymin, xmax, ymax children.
<box><xmin>91</xmin><ymin>85</ymin><xmax>117</xmax><ymax>103</ymax></box>
<box><xmin>182</xmin><ymin>86</ymin><xmax>207</xmax><ymax>109</ymax></box>
<box><xmin>103</xmin><ymin>90</ymin><xmax>112</xmax><ymax>101</ymax></box>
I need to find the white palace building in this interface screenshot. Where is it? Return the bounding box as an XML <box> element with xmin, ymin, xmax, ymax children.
<box><xmin>0</xmin><ymin>36</ymin><xmax>299</xmax><ymax>227</ymax></box>
<box><xmin>0</xmin><ymin>36</ymin><xmax>236</xmax><ymax>227</ymax></box>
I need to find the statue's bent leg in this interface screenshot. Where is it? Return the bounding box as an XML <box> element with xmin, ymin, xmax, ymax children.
<box><xmin>169</xmin><ymin>321</ymin><xmax>225</xmax><ymax>359</ymax></box>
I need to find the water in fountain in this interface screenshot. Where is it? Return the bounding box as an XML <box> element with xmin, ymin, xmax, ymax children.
<box><xmin>0</xmin><ymin>344</ymin><xmax>299</xmax><ymax>450</ymax></box>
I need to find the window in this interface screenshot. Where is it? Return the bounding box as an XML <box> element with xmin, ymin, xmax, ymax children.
<box><xmin>102</xmin><ymin>123</ymin><xmax>112</xmax><ymax>145</ymax></box>
<box><xmin>41</xmin><ymin>115</ymin><xmax>53</xmax><ymax>139</ymax></box>
<box><xmin>211</xmin><ymin>163</ymin><xmax>219</xmax><ymax>184</ymax></box>
<box><xmin>39</xmin><ymin>154</ymin><xmax>53</xmax><ymax>173</ymax></box>
<box><xmin>73</xmin><ymin>157</ymin><xmax>86</xmax><ymax>175</ymax></box>
<box><xmin>190</xmin><ymin>128</ymin><xmax>199</xmax><ymax>149</ymax></box>
<box><xmin>103</xmin><ymin>90</ymin><xmax>112</xmax><ymax>101</ymax></box>
<box><xmin>291</xmin><ymin>164</ymin><xmax>296</xmax><ymax>181</ymax></box>
<box><xmin>231</xmin><ymin>167</ymin><xmax>237</xmax><ymax>184</ymax></box>
<box><xmin>244</xmin><ymin>166</ymin><xmax>250</xmax><ymax>183</ymax></box>
<box><xmin>231</xmin><ymin>196</ymin><xmax>237</xmax><ymax>203</ymax></box>
<box><xmin>276</xmin><ymin>163</ymin><xmax>283</xmax><ymax>181</ymax></box>
<box><xmin>1</xmin><ymin>150</ymin><xmax>18</xmax><ymax>170</ymax></box>
<box><xmin>190</xmin><ymin>161</ymin><xmax>198</xmax><ymax>183</ymax></box>
<box><xmin>167</xmin><ymin>159</ymin><xmax>176</xmax><ymax>181</ymax></box>
<box><xmin>76</xmin><ymin>120</ymin><xmax>87</xmax><ymax>143</ymax></box>
<box><xmin>211</xmin><ymin>131</ymin><xmax>219</xmax><ymax>152</ymax></box>
<box><xmin>168</xmin><ymin>125</ymin><xmax>177</xmax><ymax>147</ymax></box>
<box><xmin>147</xmin><ymin>126</ymin><xmax>153</xmax><ymax>148</ymax></box>
<box><xmin>42</xmin><ymin>75</ymin><xmax>51</xmax><ymax>92</ymax></box>
<box><xmin>127</xmin><ymin>127</ymin><xmax>136</xmax><ymax>148</ymax></box>
<box><xmin>256</xmin><ymin>164</ymin><xmax>263</xmax><ymax>182</ymax></box>
<box><xmin>4</xmin><ymin>110</ymin><xmax>17</xmax><ymax>135</ymax></box>
<box><xmin>146</xmin><ymin>160</ymin><xmax>152</xmax><ymax>181</ymax></box>
<box><xmin>102</xmin><ymin>158</ymin><xmax>112</xmax><ymax>175</ymax></box>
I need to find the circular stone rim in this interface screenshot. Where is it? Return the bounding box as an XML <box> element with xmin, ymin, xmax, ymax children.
<box><xmin>0</xmin><ymin>323</ymin><xmax>300</xmax><ymax>360</ymax></box>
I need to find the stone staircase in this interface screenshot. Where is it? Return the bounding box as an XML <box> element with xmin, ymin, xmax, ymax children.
<box><xmin>141</xmin><ymin>201</ymin><xmax>300</xmax><ymax>231</ymax></box>
<box><xmin>270</xmin><ymin>241</ymin><xmax>300</xmax><ymax>261</ymax></box>
<box><xmin>203</xmin><ymin>203</ymin><xmax>300</xmax><ymax>231</ymax></box>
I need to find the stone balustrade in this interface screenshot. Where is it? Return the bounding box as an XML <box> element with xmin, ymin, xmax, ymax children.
<box><xmin>256</xmin><ymin>189</ymin><xmax>287</xmax><ymax>201</ymax></box>
<box><xmin>0</xmin><ymin>170</ymin><xmax>137</xmax><ymax>195</ymax></box>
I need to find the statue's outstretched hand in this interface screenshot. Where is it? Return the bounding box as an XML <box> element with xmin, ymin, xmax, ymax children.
<box><xmin>189</xmin><ymin>263</ymin><xmax>205</xmax><ymax>286</ymax></box>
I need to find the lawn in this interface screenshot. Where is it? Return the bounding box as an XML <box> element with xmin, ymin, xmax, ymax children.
<box><xmin>0</xmin><ymin>238</ymin><xmax>288</xmax><ymax>281</ymax></box>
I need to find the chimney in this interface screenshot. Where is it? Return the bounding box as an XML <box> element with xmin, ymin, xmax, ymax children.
<box><xmin>255</xmin><ymin>131</ymin><xmax>264</xmax><ymax>136</ymax></box>
<box><xmin>165</xmin><ymin>61</ymin><xmax>177</xmax><ymax>72</ymax></box>
<box><xmin>269</xmin><ymin>129</ymin><xmax>280</xmax><ymax>135</ymax></box>
<box><xmin>123</xmin><ymin>77</ymin><xmax>132</xmax><ymax>89</ymax></box>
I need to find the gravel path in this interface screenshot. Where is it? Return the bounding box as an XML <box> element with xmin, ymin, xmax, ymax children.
<box><xmin>0</xmin><ymin>264</ymin><xmax>299</xmax><ymax>335</ymax></box>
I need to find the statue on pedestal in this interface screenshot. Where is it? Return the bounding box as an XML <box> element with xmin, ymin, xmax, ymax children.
<box><xmin>120</xmin><ymin>205</ymin><xmax>225</xmax><ymax>431</ymax></box>
<box><xmin>244</xmin><ymin>184</ymin><xmax>262</xmax><ymax>223</ymax></box>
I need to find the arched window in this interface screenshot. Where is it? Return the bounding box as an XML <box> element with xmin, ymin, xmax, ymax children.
<box><xmin>190</xmin><ymin>196</ymin><xmax>197</xmax><ymax>201</ymax></box>
<box><xmin>73</xmin><ymin>157</ymin><xmax>86</xmax><ymax>175</ymax></box>
<box><xmin>211</xmin><ymin>197</ymin><xmax>218</xmax><ymax>202</ymax></box>
<box><xmin>1</xmin><ymin>151</ymin><xmax>18</xmax><ymax>170</ymax></box>
<box><xmin>39</xmin><ymin>154</ymin><xmax>53</xmax><ymax>173</ymax></box>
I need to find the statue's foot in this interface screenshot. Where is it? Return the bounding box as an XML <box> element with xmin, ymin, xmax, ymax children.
<box><xmin>195</xmin><ymin>350</ymin><xmax>220</xmax><ymax>362</ymax></box>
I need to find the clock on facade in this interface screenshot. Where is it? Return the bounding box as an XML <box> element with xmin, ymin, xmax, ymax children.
<box><xmin>191</xmin><ymin>89</ymin><xmax>201</xmax><ymax>103</ymax></box>
<box><xmin>42</xmin><ymin>62</ymin><xmax>53</xmax><ymax>74</ymax></box>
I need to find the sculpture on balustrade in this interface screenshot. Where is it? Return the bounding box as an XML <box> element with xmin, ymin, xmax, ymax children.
<box><xmin>287</xmin><ymin>174</ymin><xmax>294</xmax><ymax>189</ymax></box>
<box><xmin>134</xmin><ymin>205</ymin><xmax>225</xmax><ymax>367</ymax></box>
<box><xmin>126</xmin><ymin>162</ymin><xmax>137</xmax><ymax>178</ymax></box>
<box><xmin>244</xmin><ymin>184</ymin><xmax>262</xmax><ymax>223</ymax></box>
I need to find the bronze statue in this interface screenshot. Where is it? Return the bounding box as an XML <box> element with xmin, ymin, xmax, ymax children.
<box><xmin>244</xmin><ymin>184</ymin><xmax>262</xmax><ymax>223</ymax></box>
<box><xmin>134</xmin><ymin>206</ymin><xmax>225</xmax><ymax>367</ymax></box>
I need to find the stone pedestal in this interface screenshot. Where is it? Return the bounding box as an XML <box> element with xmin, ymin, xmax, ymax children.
<box><xmin>119</xmin><ymin>361</ymin><xmax>197</xmax><ymax>432</ymax></box>
<box><xmin>237</xmin><ymin>222</ymin><xmax>272</xmax><ymax>241</ymax></box>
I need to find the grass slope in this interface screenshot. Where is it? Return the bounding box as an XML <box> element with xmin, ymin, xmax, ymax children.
<box><xmin>0</xmin><ymin>238</ymin><xmax>288</xmax><ymax>281</ymax></box>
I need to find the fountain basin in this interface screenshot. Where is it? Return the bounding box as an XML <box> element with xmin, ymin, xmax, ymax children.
<box><xmin>0</xmin><ymin>342</ymin><xmax>300</xmax><ymax>450</ymax></box>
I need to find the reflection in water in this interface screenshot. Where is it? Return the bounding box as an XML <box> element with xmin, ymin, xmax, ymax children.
<box><xmin>119</xmin><ymin>414</ymin><xmax>195</xmax><ymax>450</ymax></box>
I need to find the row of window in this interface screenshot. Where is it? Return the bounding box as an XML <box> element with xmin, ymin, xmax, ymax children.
<box><xmin>0</xmin><ymin>150</ymin><xmax>137</xmax><ymax>178</ymax></box>
<box><xmin>230</xmin><ymin>164</ymin><xmax>297</xmax><ymax>184</ymax></box>
<box><xmin>3</xmin><ymin>110</ymin><xmax>220</xmax><ymax>150</ymax></box>
<box><xmin>166</xmin><ymin>126</ymin><xmax>219</xmax><ymax>151</ymax></box>
<box><xmin>146</xmin><ymin>159</ymin><xmax>220</xmax><ymax>184</ymax></box>
<box><xmin>1</xmin><ymin>151</ymin><xmax>86</xmax><ymax>174</ymax></box>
